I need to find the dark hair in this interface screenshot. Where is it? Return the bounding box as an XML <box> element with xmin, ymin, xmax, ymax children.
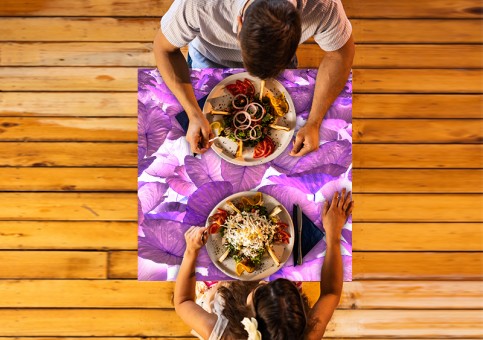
<box><xmin>240</xmin><ymin>0</ymin><xmax>302</xmax><ymax>79</ymax></box>
<box><xmin>218</xmin><ymin>281</ymin><xmax>260</xmax><ymax>339</ymax></box>
<box><xmin>254</xmin><ymin>279</ymin><xmax>309</xmax><ymax>339</ymax></box>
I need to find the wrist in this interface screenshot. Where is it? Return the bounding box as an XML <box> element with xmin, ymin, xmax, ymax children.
<box><xmin>306</xmin><ymin>114</ymin><xmax>323</xmax><ymax>129</ymax></box>
<box><xmin>326</xmin><ymin>233</ymin><xmax>341</xmax><ymax>245</ymax></box>
<box><xmin>184</xmin><ymin>248</ymin><xmax>199</xmax><ymax>258</ymax></box>
<box><xmin>186</xmin><ymin>106</ymin><xmax>204</xmax><ymax>120</ymax></box>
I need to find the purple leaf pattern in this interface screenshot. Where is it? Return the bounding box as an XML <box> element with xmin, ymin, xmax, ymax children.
<box><xmin>138</xmin><ymin>68</ymin><xmax>352</xmax><ymax>281</ymax></box>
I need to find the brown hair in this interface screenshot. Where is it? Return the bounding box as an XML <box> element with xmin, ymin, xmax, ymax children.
<box><xmin>253</xmin><ymin>279</ymin><xmax>309</xmax><ymax>339</ymax></box>
<box><xmin>240</xmin><ymin>0</ymin><xmax>302</xmax><ymax>79</ymax></box>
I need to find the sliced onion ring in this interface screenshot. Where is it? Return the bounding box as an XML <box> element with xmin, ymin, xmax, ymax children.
<box><xmin>244</xmin><ymin>102</ymin><xmax>265</xmax><ymax>122</ymax></box>
<box><xmin>233</xmin><ymin>127</ymin><xmax>251</xmax><ymax>141</ymax></box>
<box><xmin>232</xmin><ymin>94</ymin><xmax>248</xmax><ymax>109</ymax></box>
<box><xmin>233</xmin><ymin>111</ymin><xmax>251</xmax><ymax>128</ymax></box>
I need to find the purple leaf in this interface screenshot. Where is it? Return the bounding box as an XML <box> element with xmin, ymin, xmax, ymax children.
<box><xmin>138</xmin><ymin>101</ymin><xmax>172</xmax><ymax>157</ymax></box>
<box><xmin>145</xmin><ymin>154</ymin><xmax>179</xmax><ymax>178</ymax></box>
<box><xmin>138</xmin><ymin>257</ymin><xmax>167</xmax><ymax>281</ymax></box>
<box><xmin>138</xmin><ymin>182</ymin><xmax>169</xmax><ymax>214</ymax></box>
<box><xmin>184</xmin><ymin>150</ymin><xmax>224</xmax><ymax>187</ymax></box>
<box><xmin>166</xmin><ymin>165</ymin><xmax>197</xmax><ymax>196</ymax></box>
<box><xmin>320</xmin><ymin>177</ymin><xmax>352</xmax><ymax>201</ymax></box>
<box><xmin>268</xmin><ymin>172</ymin><xmax>337</xmax><ymax>194</ymax></box>
<box><xmin>341</xmin><ymin>229</ymin><xmax>352</xmax><ymax>251</ymax></box>
<box><xmin>167</xmin><ymin>117</ymin><xmax>186</xmax><ymax>140</ymax></box>
<box><xmin>138</xmin><ymin>219</ymin><xmax>191</xmax><ymax>265</ymax></box>
<box><xmin>147</xmin><ymin>201</ymin><xmax>187</xmax><ymax>222</ymax></box>
<box><xmin>184</xmin><ymin>181</ymin><xmax>234</xmax><ymax>225</ymax></box>
<box><xmin>221</xmin><ymin>161</ymin><xmax>269</xmax><ymax>192</ymax></box>
<box><xmin>138</xmin><ymin>197</ymin><xmax>144</xmax><ymax>226</ymax></box>
<box><xmin>138</xmin><ymin>156</ymin><xmax>155</xmax><ymax>177</ymax></box>
<box><xmin>270</xmin><ymin>140</ymin><xmax>299</xmax><ymax>174</ymax></box>
<box><xmin>293</xmin><ymin>140</ymin><xmax>352</xmax><ymax>175</ymax></box>
<box><xmin>258</xmin><ymin>185</ymin><xmax>322</xmax><ymax>226</ymax></box>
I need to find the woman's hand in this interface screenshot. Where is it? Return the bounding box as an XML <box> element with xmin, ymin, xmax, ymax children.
<box><xmin>322</xmin><ymin>188</ymin><xmax>353</xmax><ymax>242</ymax></box>
<box><xmin>186</xmin><ymin>113</ymin><xmax>214</xmax><ymax>154</ymax></box>
<box><xmin>290</xmin><ymin>122</ymin><xmax>320</xmax><ymax>157</ymax></box>
<box><xmin>184</xmin><ymin>225</ymin><xmax>209</xmax><ymax>255</ymax></box>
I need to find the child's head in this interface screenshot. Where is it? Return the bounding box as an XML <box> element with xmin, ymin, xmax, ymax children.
<box><xmin>252</xmin><ymin>278</ymin><xmax>308</xmax><ymax>339</ymax></box>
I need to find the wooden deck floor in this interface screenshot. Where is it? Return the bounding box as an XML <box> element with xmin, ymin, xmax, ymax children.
<box><xmin>0</xmin><ymin>0</ymin><xmax>482</xmax><ymax>338</ymax></box>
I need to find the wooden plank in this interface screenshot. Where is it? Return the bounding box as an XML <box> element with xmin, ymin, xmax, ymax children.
<box><xmin>0</xmin><ymin>142</ymin><xmax>137</xmax><ymax>166</ymax></box>
<box><xmin>0</xmin><ymin>92</ymin><xmax>137</xmax><ymax>117</ymax></box>
<box><xmin>353</xmin><ymin>94</ymin><xmax>483</xmax><ymax>119</ymax></box>
<box><xmin>0</xmin><ymin>117</ymin><xmax>136</xmax><ymax>141</ymax></box>
<box><xmin>2</xmin><ymin>43</ymin><xmax>482</xmax><ymax>69</ymax></box>
<box><xmin>2</xmin><ymin>18</ymin><xmax>481</xmax><ymax>43</ymax></box>
<box><xmin>0</xmin><ymin>251</ymin><xmax>106</xmax><ymax>279</ymax></box>
<box><xmin>0</xmin><ymin>221</ymin><xmax>137</xmax><ymax>249</ymax></box>
<box><xmin>354</xmin><ymin>223</ymin><xmax>482</xmax><ymax>251</ymax></box>
<box><xmin>0</xmin><ymin>167</ymin><xmax>137</xmax><ymax>191</ymax></box>
<box><xmin>353</xmin><ymin>144</ymin><xmax>482</xmax><ymax>169</ymax></box>
<box><xmin>353</xmin><ymin>119</ymin><xmax>483</xmax><ymax>143</ymax></box>
<box><xmin>0</xmin><ymin>67</ymin><xmax>136</xmax><ymax>92</ymax></box>
<box><xmin>2</xmin><ymin>68</ymin><xmax>482</xmax><ymax>93</ymax></box>
<box><xmin>1</xmin><ymin>280</ymin><xmax>481</xmax><ymax>309</ymax></box>
<box><xmin>299</xmin><ymin>44</ymin><xmax>483</xmax><ymax>69</ymax></box>
<box><xmin>353</xmin><ymin>69</ymin><xmax>483</xmax><ymax>93</ymax></box>
<box><xmin>353</xmin><ymin>252</ymin><xmax>482</xmax><ymax>280</ymax></box>
<box><xmin>353</xmin><ymin>169</ymin><xmax>483</xmax><ymax>193</ymax></box>
<box><xmin>113</xmin><ymin>251</ymin><xmax>483</xmax><ymax>280</ymax></box>
<box><xmin>0</xmin><ymin>193</ymin><xmax>136</xmax><ymax>221</ymax></box>
<box><xmin>0</xmin><ymin>309</ymin><xmax>478</xmax><ymax>337</ymax></box>
<box><xmin>0</xmin><ymin>0</ymin><xmax>481</xmax><ymax>18</ymax></box>
<box><xmin>2</xmin><ymin>93</ymin><xmax>479</xmax><ymax>119</ymax></box>
<box><xmin>354</xmin><ymin>194</ymin><xmax>482</xmax><ymax>222</ymax></box>
<box><xmin>109</xmin><ymin>250</ymin><xmax>137</xmax><ymax>279</ymax></box>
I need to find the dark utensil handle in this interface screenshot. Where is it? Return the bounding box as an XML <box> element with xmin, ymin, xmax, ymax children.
<box><xmin>296</xmin><ymin>205</ymin><xmax>303</xmax><ymax>265</ymax></box>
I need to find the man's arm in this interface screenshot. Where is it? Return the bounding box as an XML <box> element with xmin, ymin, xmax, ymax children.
<box><xmin>153</xmin><ymin>30</ymin><xmax>213</xmax><ymax>153</ymax></box>
<box><xmin>174</xmin><ymin>226</ymin><xmax>217</xmax><ymax>339</ymax></box>
<box><xmin>291</xmin><ymin>35</ymin><xmax>354</xmax><ymax>156</ymax></box>
<box><xmin>305</xmin><ymin>189</ymin><xmax>353</xmax><ymax>340</ymax></box>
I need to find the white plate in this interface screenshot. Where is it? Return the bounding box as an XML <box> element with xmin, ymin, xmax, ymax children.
<box><xmin>205</xmin><ymin>191</ymin><xmax>294</xmax><ymax>281</ymax></box>
<box><xmin>203</xmin><ymin>72</ymin><xmax>296</xmax><ymax>166</ymax></box>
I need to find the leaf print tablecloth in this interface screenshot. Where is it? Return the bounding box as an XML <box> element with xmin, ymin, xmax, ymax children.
<box><xmin>138</xmin><ymin>68</ymin><xmax>352</xmax><ymax>281</ymax></box>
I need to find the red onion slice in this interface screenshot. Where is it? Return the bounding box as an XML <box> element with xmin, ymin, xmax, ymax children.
<box><xmin>232</xmin><ymin>94</ymin><xmax>248</xmax><ymax>109</ymax></box>
<box><xmin>244</xmin><ymin>102</ymin><xmax>265</xmax><ymax>122</ymax></box>
<box><xmin>233</xmin><ymin>111</ymin><xmax>251</xmax><ymax>128</ymax></box>
<box><xmin>233</xmin><ymin>128</ymin><xmax>251</xmax><ymax>141</ymax></box>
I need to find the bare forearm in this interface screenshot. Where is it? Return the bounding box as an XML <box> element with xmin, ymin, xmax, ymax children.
<box><xmin>307</xmin><ymin>39</ymin><xmax>354</xmax><ymax>128</ymax></box>
<box><xmin>154</xmin><ymin>34</ymin><xmax>201</xmax><ymax>119</ymax></box>
<box><xmin>320</xmin><ymin>235</ymin><xmax>343</xmax><ymax>297</ymax></box>
<box><xmin>174</xmin><ymin>249</ymin><xmax>198</xmax><ymax>306</ymax></box>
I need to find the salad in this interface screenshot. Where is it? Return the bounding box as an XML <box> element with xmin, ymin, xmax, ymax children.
<box><xmin>211</xmin><ymin>78</ymin><xmax>289</xmax><ymax>159</ymax></box>
<box><xmin>208</xmin><ymin>192</ymin><xmax>291</xmax><ymax>276</ymax></box>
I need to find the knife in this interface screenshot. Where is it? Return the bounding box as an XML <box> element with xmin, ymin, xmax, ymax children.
<box><xmin>295</xmin><ymin>204</ymin><xmax>303</xmax><ymax>265</ymax></box>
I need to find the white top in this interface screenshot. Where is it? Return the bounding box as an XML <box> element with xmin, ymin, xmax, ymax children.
<box><xmin>192</xmin><ymin>282</ymin><xmax>229</xmax><ymax>340</ymax></box>
<box><xmin>161</xmin><ymin>0</ymin><xmax>352</xmax><ymax>67</ymax></box>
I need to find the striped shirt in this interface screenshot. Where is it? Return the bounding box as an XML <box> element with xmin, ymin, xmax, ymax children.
<box><xmin>161</xmin><ymin>0</ymin><xmax>352</xmax><ymax>68</ymax></box>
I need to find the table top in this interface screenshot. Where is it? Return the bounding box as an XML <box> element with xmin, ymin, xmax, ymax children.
<box><xmin>137</xmin><ymin>68</ymin><xmax>352</xmax><ymax>281</ymax></box>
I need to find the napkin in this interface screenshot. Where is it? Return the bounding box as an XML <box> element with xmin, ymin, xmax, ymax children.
<box><xmin>175</xmin><ymin>95</ymin><xmax>209</xmax><ymax>133</ymax></box>
<box><xmin>293</xmin><ymin>205</ymin><xmax>324</xmax><ymax>266</ymax></box>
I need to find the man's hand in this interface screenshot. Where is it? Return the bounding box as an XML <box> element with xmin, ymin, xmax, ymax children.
<box><xmin>290</xmin><ymin>122</ymin><xmax>320</xmax><ymax>157</ymax></box>
<box><xmin>323</xmin><ymin>188</ymin><xmax>353</xmax><ymax>242</ymax></box>
<box><xmin>186</xmin><ymin>113</ymin><xmax>214</xmax><ymax>154</ymax></box>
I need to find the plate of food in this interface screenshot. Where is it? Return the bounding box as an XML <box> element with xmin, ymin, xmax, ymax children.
<box><xmin>203</xmin><ymin>72</ymin><xmax>296</xmax><ymax>166</ymax></box>
<box><xmin>205</xmin><ymin>191</ymin><xmax>294</xmax><ymax>280</ymax></box>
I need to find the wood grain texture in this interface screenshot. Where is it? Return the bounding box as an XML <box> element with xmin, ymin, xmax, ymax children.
<box><xmin>3</xmin><ymin>68</ymin><xmax>482</xmax><ymax>93</ymax></box>
<box><xmin>353</xmin><ymin>252</ymin><xmax>482</xmax><ymax>280</ymax></box>
<box><xmin>353</xmin><ymin>119</ymin><xmax>483</xmax><ymax>143</ymax></box>
<box><xmin>0</xmin><ymin>193</ymin><xmax>137</xmax><ymax>221</ymax></box>
<box><xmin>353</xmin><ymin>144</ymin><xmax>482</xmax><ymax>168</ymax></box>
<box><xmin>2</xmin><ymin>18</ymin><xmax>481</xmax><ymax>43</ymax></box>
<box><xmin>353</xmin><ymin>194</ymin><xmax>482</xmax><ymax>222</ymax></box>
<box><xmin>0</xmin><ymin>221</ymin><xmax>137</xmax><ymax>249</ymax></box>
<box><xmin>0</xmin><ymin>167</ymin><xmax>137</xmax><ymax>191</ymax></box>
<box><xmin>112</xmin><ymin>251</ymin><xmax>483</xmax><ymax>280</ymax></box>
<box><xmin>354</xmin><ymin>223</ymin><xmax>482</xmax><ymax>251</ymax></box>
<box><xmin>353</xmin><ymin>69</ymin><xmax>483</xmax><ymax>93</ymax></box>
<box><xmin>0</xmin><ymin>142</ymin><xmax>137</xmax><ymax>166</ymax></box>
<box><xmin>353</xmin><ymin>94</ymin><xmax>483</xmax><ymax>119</ymax></box>
<box><xmin>0</xmin><ymin>251</ymin><xmax>106</xmax><ymax>279</ymax></box>
<box><xmin>3</xmin><ymin>93</ymin><xmax>480</xmax><ymax>119</ymax></box>
<box><xmin>1</xmin><ymin>0</ymin><xmax>481</xmax><ymax>18</ymax></box>
<box><xmin>0</xmin><ymin>309</ymin><xmax>480</xmax><ymax>337</ymax></box>
<box><xmin>3</xmin><ymin>43</ymin><xmax>482</xmax><ymax>69</ymax></box>
<box><xmin>1</xmin><ymin>280</ymin><xmax>481</xmax><ymax>309</ymax></box>
<box><xmin>0</xmin><ymin>117</ymin><xmax>136</xmax><ymax>141</ymax></box>
<box><xmin>0</xmin><ymin>92</ymin><xmax>137</xmax><ymax>117</ymax></box>
<box><xmin>353</xmin><ymin>169</ymin><xmax>483</xmax><ymax>193</ymax></box>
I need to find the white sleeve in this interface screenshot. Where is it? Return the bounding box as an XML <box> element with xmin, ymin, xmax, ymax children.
<box><xmin>160</xmin><ymin>0</ymin><xmax>200</xmax><ymax>48</ymax></box>
<box><xmin>313</xmin><ymin>0</ymin><xmax>352</xmax><ymax>51</ymax></box>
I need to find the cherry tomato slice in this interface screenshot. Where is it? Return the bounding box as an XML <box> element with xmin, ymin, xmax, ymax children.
<box><xmin>209</xmin><ymin>223</ymin><xmax>221</xmax><ymax>234</ymax></box>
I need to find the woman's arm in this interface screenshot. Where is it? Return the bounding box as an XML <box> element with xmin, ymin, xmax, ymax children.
<box><xmin>174</xmin><ymin>226</ymin><xmax>217</xmax><ymax>339</ymax></box>
<box><xmin>305</xmin><ymin>189</ymin><xmax>353</xmax><ymax>340</ymax></box>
